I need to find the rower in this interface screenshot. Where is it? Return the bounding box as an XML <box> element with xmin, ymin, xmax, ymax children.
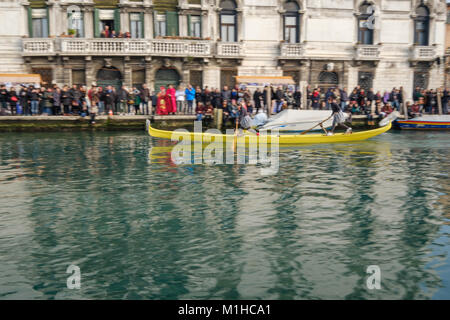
<box><xmin>328</xmin><ymin>97</ymin><xmax>352</xmax><ymax>135</ymax></box>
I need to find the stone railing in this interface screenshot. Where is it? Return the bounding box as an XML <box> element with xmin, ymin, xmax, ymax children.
<box><xmin>216</xmin><ymin>42</ymin><xmax>243</xmax><ymax>57</ymax></box>
<box><xmin>150</xmin><ymin>39</ymin><xmax>212</xmax><ymax>56</ymax></box>
<box><xmin>279</xmin><ymin>43</ymin><xmax>305</xmax><ymax>58</ymax></box>
<box><xmin>22</xmin><ymin>38</ymin><xmax>55</xmax><ymax>55</ymax></box>
<box><xmin>354</xmin><ymin>44</ymin><xmax>380</xmax><ymax>60</ymax></box>
<box><xmin>23</xmin><ymin>38</ymin><xmax>213</xmax><ymax>57</ymax></box>
<box><xmin>410</xmin><ymin>45</ymin><xmax>437</xmax><ymax>61</ymax></box>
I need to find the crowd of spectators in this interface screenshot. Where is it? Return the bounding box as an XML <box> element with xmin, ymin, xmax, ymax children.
<box><xmin>1</xmin><ymin>82</ymin><xmax>448</xmax><ymax>122</ymax></box>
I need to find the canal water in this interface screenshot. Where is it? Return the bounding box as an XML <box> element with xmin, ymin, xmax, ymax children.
<box><xmin>0</xmin><ymin>130</ymin><xmax>448</xmax><ymax>300</ymax></box>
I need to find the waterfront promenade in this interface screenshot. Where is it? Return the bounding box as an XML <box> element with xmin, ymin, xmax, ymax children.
<box><xmin>0</xmin><ymin>114</ymin><xmax>399</xmax><ymax>132</ymax></box>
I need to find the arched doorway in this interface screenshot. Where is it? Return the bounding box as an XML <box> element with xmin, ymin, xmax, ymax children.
<box><xmin>96</xmin><ymin>67</ymin><xmax>122</xmax><ymax>90</ymax></box>
<box><xmin>318</xmin><ymin>71</ymin><xmax>339</xmax><ymax>91</ymax></box>
<box><xmin>154</xmin><ymin>68</ymin><xmax>180</xmax><ymax>92</ymax></box>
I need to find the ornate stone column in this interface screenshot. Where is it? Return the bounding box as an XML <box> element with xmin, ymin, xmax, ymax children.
<box><xmin>123</xmin><ymin>57</ymin><xmax>133</xmax><ymax>88</ymax></box>
<box><xmin>144</xmin><ymin>6</ymin><xmax>153</xmax><ymax>39</ymax></box>
<box><xmin>85</xmin><ymin>56</ymin><xmax>95</xmax><ymax>86</ymax></box>
<box><xmin>84</xmin><ymin>6</ymin><xmax>94</xmax><ymax>38</ymax></box>
<box><xmin>47</xmin><ymin>0</ymin><xmax>59</xmax><ymax>37</ymax></box>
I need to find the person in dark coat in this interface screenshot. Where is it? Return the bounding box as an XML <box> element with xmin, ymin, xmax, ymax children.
<box><xmin>221</xmin><ymin>85</ymin><xmax>231</xmax><ymax>103</ymax></box>
<box><xmin>293</xmin><ymin>88</ymin><xmax>302</xmax><ymax>110</ymax></box>
<box><xmin>442</xmin><ymin>88</ymin><xmax>449</xmax><ymax>114</ymax></box>
<box><xmin>140</xmin><ymin>84</ymin><xmax>151</xmax><ymax>115</ymax></box>
<box><xmin>103</xmin><ymin>85</ymin><xmax>116</xmax><ymax>114</ymax></box>
<box><xmin>52</xmin><ymin>87</ymin><xmax>61</xmax><ymax>115</ymax></box>
<box><xmin>69</xmin><ymin>85</ymin><xmax>82</xmax><ymax>115</ymax></box>
<box><xmin>8</xmin><ymin>88</ymin><xmax>18</xmax><ymax>115</ymax></box>
<box><xmin>211</xmin><ymin>88</ymin><xmax>222</xmax><ymax>109</ymax></box>
<box><xmin>61</xmin><ymin>86</ymin><xmax>72</xmax><ymax>115</ymax></box>
<box><xmin>253</xmin><ymin>88</ymin><xmax>263</xmax><ymax>113</ymax></box>
<box><xmin>151</xmin><ymin>91</ymin><xmax>158</xmax><ymax>115</ymax></box>
<box><xmin>0</xmin><ymin>85</ymin><xmax>9</xmax><ymax>111</ymax></box>
<box><xmin>19</xmin><ymin>86</ymin><xmax>30</xmax><ymax>115</ymax></box>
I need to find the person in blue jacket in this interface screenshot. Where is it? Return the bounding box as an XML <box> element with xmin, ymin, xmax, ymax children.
<box><xmin>184</xmin><ymin>84</ymin><xmax>196</xmax><ymax>114</ymax></box>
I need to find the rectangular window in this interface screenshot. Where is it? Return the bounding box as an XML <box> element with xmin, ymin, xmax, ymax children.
<box><xmin>72</xmin><ymin>70</ymin><xmax>86</xmax><ymax>86</ymax></box>
<box><xmin>221</xmin><ymin>14</ymin><xmax>236</xmax><ymax>42</ymax></box>
<box><xmin>155</xmin><ymin>14</ymin><xmax>166</xmax><ymax>37</ymax></box>
<box><xmin>31</xmin><ymin>9</ymin><xmax>48</xmax><ymax>38</ymax></box>
<box><xmin>414</xmin><ymin>21</ymin><xmax>428</xmax><ymax>45</ymax></box>
<box><xmin>68</xmin><ymin>11</ymin><xmax>84</xmax><ymax>37</ymax></box>
<box><xmin>358</xmin><ymin>19</ymin><xmax>373</xmax><ymax>45</ymax></box>
<box><xmin>130</xmin><ymin>13</ymin><xmax>143</xmax><ymax>38</ymax></box>
<box><xmin>97</xmin><ymin>9</ymin><xmax>116</xmax><ymax>37</ymax></box>
<box><xmin>189</xmin><ymin>15</ymin><xmax>201</xmax><ymax>37</ymax></box>
<box><xmin>284</xmin><ymin>16</ymin><xmax>297</xmax><ymax>43</ymax></box>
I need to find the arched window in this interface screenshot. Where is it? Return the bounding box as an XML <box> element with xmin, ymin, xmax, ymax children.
<box><xmin>318</xmin><ymin>71</ymin><xmax>339</xmax><ymax>90</ymax></box>
<box><xmin>414</xmin><ymin>5</ymin><xmax>430</xmax><ymax>46</ymax></box>
<box><xmin>283</xmin><ymin>1</ymin><xmax>300</xmax><ymax>43</ymax></box>
<box><xmin>220</xmin><ymin>0</ymin><xmax>237</xmax><ymax>42</ymax></box>
<box><xmin>358</xmin><ymin>2</ymin><xmax>374</xmax><ymax>45</ymax></box>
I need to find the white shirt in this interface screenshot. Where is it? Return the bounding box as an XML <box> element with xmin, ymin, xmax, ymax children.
<box><xmin>176</xmin><ymin>90</ymin><xmax>185</xmax><ymax>101</ymax></box>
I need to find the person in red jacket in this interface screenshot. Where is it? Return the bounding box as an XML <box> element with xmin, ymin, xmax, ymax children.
<box><xmin>166</xmin><ymin>84</ymin><xmax>177</xmax><ymax>115</ymax></box>
<box><xmin>156</xmin><ymin>87</ymin><xmax>170</xmax><ymax>115</ymax></box>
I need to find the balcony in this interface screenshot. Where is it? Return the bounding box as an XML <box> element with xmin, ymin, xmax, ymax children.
<box><xmin>354</xmin><ymin>44</ymin><xmax>380</xmax><ymax>61</ymax></box>
<box><xmin>410</xmin><ymin>45</ymin><xmax>437</xmax><ymax>61</ymax></box>
<box><xmin>279</xmin><ymin>43</ymin><xmax>306</xmax><ymax>59</ymax></box>
<box><xmin>23</xmin><ymin>38</ymin><xmax>213</xmax><ymax>57</ymax></box>
<box><xmin>216</xmin><ymin>42</ymin><xmax>244</xmax><ymax>58</ymax></box>
<box><xmin>22</xmin><ymin>38</ymin><xmax>55</xmax><ymax>56</ymax></box>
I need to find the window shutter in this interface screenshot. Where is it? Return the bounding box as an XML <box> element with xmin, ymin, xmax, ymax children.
<box><xmin>166</xmin><ymin>11</ymin><xmax>178</xmax><ymax>36</ymax></box>
<box><xmin>187</xmin><ymin>15</ymin><xmax>191</xmax><ymax>36</ymax></box>
<box><xmin>199</xmin><ymin>15</ymin><xmax>202</xmax><ymax>38</ymax></box>
<box><xmin>114</xmin><ymin>8</ymin><xmax>121</xmax><ymax>33</ymax></box>
<box><xmin>140</xmin><ymin>12</ymin><xmax>144</xmax><ymax>38</ymax></box>
<box><xmin>219</xmin><ymin>14</ymin><xmax>222</xmax><ymax>40</ymax></box>
<box><xmin>46</xmin><ymin>6</ymin><xmax>50</xmax><ymax>36</ymax></box>
<box><xmin>94</xmin><ymin>8</ymin><xmax>100</xmax><ymax>38</ymax></box>
<box><xmin>234</xmin><ymin>14</ymin><xmax>237</xmax><ymax>42</ymax></box>
<box><xmin>153</xmin><ymin>11</ymin><xmax>157</xmax><ymax>37</ymax></box>
<box><xmin>28</xmin><ymin>7</ymin><xmax>33</xmax><ymax>37</ymax></box>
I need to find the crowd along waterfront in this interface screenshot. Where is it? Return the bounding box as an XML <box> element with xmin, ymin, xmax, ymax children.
<box><xmin>0</xmin><ymin>129</ymin><xmax>449</xmax><ymax>300</ymax></box>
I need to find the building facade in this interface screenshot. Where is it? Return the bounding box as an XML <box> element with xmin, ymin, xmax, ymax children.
<box><xmin>0</xmin><ymin>0</ymin><xmax>447</xmax><ymax>98</ymax></box>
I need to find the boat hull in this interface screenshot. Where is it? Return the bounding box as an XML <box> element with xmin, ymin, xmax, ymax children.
<box><xmin>395</xmin><ymin>120</ymin><xmax>450</xmax><ymax>130</ymax></box>
<box><xmin>147</xmin><ymin>121</ymin><xmax>392</xmax><ymax>145</ymax></box>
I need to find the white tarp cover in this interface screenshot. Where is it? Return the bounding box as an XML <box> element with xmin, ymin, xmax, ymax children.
<box><xmin>260</xmin><ymin>110</ymin><xmax>349</xmax><ymax>132</ymax></box>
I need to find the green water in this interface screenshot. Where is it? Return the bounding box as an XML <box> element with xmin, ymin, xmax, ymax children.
<box><xmin>0</xmin><ymin>130</ymin><xmax>449</xmax><ymax>300</ymax></box>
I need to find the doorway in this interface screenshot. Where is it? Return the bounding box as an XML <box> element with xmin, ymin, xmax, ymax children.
<box><xmin>318</xmin><ymin>71</ymin><xmax>339</xmax><ymax>91</ymax></box>
<box><xmin>220</xmin><ymin>69</ymin><xmax>237</xmax><ymax>89</ymax></box>
<box><xmin>96</xmin><ymin>67</ymin><xmax>122</xmax><ymax>91</ymax></box>
<box><xmin>154</xmin><ymin>68</ymin><xmax>180</xmax><ymax>92</ymax></box>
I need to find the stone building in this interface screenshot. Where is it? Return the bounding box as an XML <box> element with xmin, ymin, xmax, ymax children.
<box><xmin>0</xmin><ymin>0</ymin><xmax>447</xmax><ymax>99</ymax></box>
<box><xmin>445</xmin><ymin>1</ymin><xmax>450</xmax><ymax>87</ymax></box>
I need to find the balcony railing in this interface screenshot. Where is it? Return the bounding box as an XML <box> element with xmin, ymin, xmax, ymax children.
<box><xmin>22</xmin><ymin>38</ymin><xmax>55</xmax><ymax>55</ymax></box>
<box><xmin>216</xmin><ymin>42</ymin><xmax>243</xmax><ymax>57</ymax></box>
<box><xmin>354</xmin><ymin>45</ymin><xmax>380</xmax><ymax>60</ymax></box>
<box><xmin>23</xmin><ymin>38</ymin><xmax>213</xmax><ymax>57</ymax></box>
<box><xmin>279</xmin><ymin>43</ymin><xmax>305</xmax><ymax>58</ymax></box>
<box><xmin>410</xmin><ymin>45</ymin><xmax>437</xmax><ymax>61</ymax></box>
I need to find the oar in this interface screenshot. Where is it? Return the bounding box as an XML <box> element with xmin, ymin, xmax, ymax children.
<box><xmin>300</xmin><ymin>115</ymin><xmax>333</xmax><ymax>135</ymax></box>
<box><xmin>232</xmin><ymin>118</ymin><xmax>239</xmax><ymax>151</ymax></box>
<box><xmin>319</xmin><ymin>123</ymin><xmax>328</xmax><ymax>135</ymax></box>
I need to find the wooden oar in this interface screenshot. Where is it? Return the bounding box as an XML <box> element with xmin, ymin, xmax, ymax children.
<box><xmin>232</xmin><ymin>118</ymin><xmax>239</xmax><ymax>151</ymax></box>
<box><xmin>300</xmin><ymin>115</ymin><xmax>333</xmax><ymax>135</ymax></box>
<box><xmin>319</xmin><ymin>123</ymin><xmax>328</xmax><ymax>135</ymax></box>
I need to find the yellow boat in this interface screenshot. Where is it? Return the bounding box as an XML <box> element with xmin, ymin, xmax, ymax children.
<box><xmin>147</xmin><ymin>120</ymin><xmax>392</xmax><ymax>145</ymax></box>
